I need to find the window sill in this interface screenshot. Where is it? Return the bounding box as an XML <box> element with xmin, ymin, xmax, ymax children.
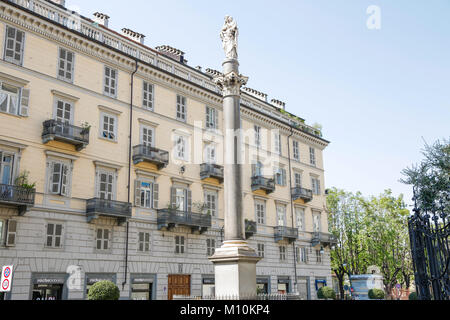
<box><xmin>98</xmin><ymin>137</ymin><xmax>118</xmax><ymax>144</ymax></box>
<box><xmin>0</xmin><ymin>111</ymin><xmax>24</xmax><ymax>119</ymax></box>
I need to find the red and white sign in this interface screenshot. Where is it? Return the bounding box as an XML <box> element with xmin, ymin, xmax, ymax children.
<box><xmin>0</xmin><ymin>265</ymin><xmax>13</xmax><ymax>292</ymax></box>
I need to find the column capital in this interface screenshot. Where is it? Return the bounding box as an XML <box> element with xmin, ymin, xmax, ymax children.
<box><xmin>213</xmin><ymin>71</ymin><xmax>249</xmax><ymax>97</ymax></box>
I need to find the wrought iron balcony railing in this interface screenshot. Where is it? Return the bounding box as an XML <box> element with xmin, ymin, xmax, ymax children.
<box><xmin>133</xmin><ymin>145</ymin><xmax>169</xmax><ymax>169</ymax></box>
<box><xmin>157</xmin><ymin>209</ymin><xmax>212</xmax><ymax>234</ymax></box>
<box><xmin>86</xmin><ymin>198</ymin><xmax>132</xmax><ymax>225</ymax></box>
<box><xmin>291</xmin><ymin>187</ymin><xmax>313</xmax><ymax>203</ymax></box>
<box><xmin>200</xmin><ymin>163</ymin><xmax>224</xmax><ymax>183</ymax></box>
<box><xmin>0</xmin><ymin>184</ymin><xmax>35</xmax><ymax>215</ymax></box>
<box><xmin>245</xmin><ymin>219</ymin><xmax>257</xmax><ymax>239</ymax></box>
<box><xmin>251</xmin><ymin>176</ymin><xmax>276</xmax><ymax>194</ymax></box>
<box><xmin>42</xmin><ymin>120</ymin><xmax>90</xmax><ymax>151</ymax></box>
<box><xmin>274</xmin><ymin>226</ymin><xmax>299</xmax><ymax>244</ymax></box>
<box><xmin>311</xmin><ymin>232</ymin><xmax>338</xmax><ymax>248</ymax></box>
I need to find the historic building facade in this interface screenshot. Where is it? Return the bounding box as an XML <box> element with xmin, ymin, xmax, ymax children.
<box><xmin>0</xmin><ymin>0</ymin><xmax>334</xmax><ymax>300</ymax></box>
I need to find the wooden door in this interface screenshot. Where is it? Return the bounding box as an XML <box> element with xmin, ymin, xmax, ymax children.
<box><xmin>168</xmin><ymin>275</ymin><xmax>191</xmax><ymax>300</ymax></box>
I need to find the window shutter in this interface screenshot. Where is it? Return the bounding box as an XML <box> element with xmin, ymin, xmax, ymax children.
<box><xmin>153</xmin><ymin>183</ymin><xmax>159</xmax><ymax>209</ymax></box>
<box><xmin>20</xmin><ymin>88</ymin><xmax>30</xmax><ymax>117</ymax></box>
<box><xmin>251</xmin><ymin>164</ymin><xmax>256</xmax><ymax>177</ymax></box>
<box><xmin>170</xmin><ymin>187</ymin><xmax>177</xmax><ymax>208</ymax></box>
<box><xmin>48</xmin><ymin>162</ymin><xmax>56</xmax><ymax>194</ymax></box>
<box><xmin>186</xmin><ymin>189</ymin><xmax>192</xmax><ymax>212</ymax></box>
<box><xmin>205</xmin><ymin>107</ymin><xmax>210</xmax><ymax>128</ymax></box>
<box><xmin>282</xmin><ymin>169</ymin><xmax>287</xmax><ymax>186</ymax></box>
<box><xmin>6</xmin><ymin>220</ymin><xmax>17</xmax><ymax>247</ymax></box>
<box><xmin>61</xmin><ymin>164</ymin><xmax>69</xmax><ymax>196</ymax></box>
<box><xmin>215</xmin><ymin>109</ymin><xmax>219</xmax><ymax>129</ymax></box>
<box><xmin>134</xmin><ymin>180</ymin><xmax>142</xmax><ymax>207</ymax></box>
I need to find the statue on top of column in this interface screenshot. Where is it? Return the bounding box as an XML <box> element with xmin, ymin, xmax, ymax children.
<box><xmin>220</xmin><ymin>15</ymin><xmax>239</xmax><ymax>60</ymax></box>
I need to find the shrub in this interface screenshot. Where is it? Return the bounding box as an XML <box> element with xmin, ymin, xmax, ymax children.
<box><xmin>368</xmin><ymin>289</ymin><xmax>385</xmax><ymax>300</ymax></box>
<box><xmin>87</xmin><ymin>281</ymin><xmax>120</xmax><ymax>300</ymax></box>
<box><xmin>409</xmin><ymin>292</ymin><xmax>418</xmax><ymax>300</ymax></box>
<box><xmin>317</xmin><ymin>286</ymin><xmax>336</xmax><ymax>300</ymax></box>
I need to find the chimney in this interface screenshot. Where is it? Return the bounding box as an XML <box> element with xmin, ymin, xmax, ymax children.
<box><xmin>121</xmin><ymin>28</ymin><xmax>146</xmax><ymax>45</ymax></box>
<box><xmin>205</xmin><ymin>68</ymin><xmax>223</xmax><ymax>77</ymax></box>
<box><xmin>242</xmin><ymin>87</ymin><xmax>268</xmax><ymax>103</ymax></box>
<box><xmin>271</xmin><ymin>99</ymin><xmax>286</xmax><ymax>110</ymax></box>
<box><xmin>93</xmin><ymin>12</ymin><xmax>110</xmax><ymax>28</ymax></box>
<box><xmin>156</xmin><ymin>45</ymin><xmax>187</xmax><ymax>64</ymax></box>
<box><xmin>50</xmin><ymin>0</ymin><xmax>66</xmax><ymax>7</ymax></box>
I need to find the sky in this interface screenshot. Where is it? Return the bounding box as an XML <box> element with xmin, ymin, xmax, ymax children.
<box><xmin>66</xmin><ymin>0</ymin><xmax>450</xmax><ymax>208</ymax></box>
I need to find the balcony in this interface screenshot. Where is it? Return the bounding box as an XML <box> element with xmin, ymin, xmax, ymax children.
<box><xmin>251</xmin><ymin>176</ymin><xmax>276</xmax><ymax>194</ymax></box>
<box><xmin>157</xmin><ymin>209</ymin><xmax>212</xmax><ymax>234</ymax></box>
<box><xmin>274</xmin><ymin>226</ymin><xmax>299</xmax><ymax>244</ymax></box>
<box><xmin>291</xmin><ymin>187</ymin><xmax>313</xmax><ymax>203</ymax></box>
<box><xmin>42</xmin><ymin>120</ymin><xmax>90</xmax><ymax>151</ymax></box>
<box><xmin>200</xmin><ymin>163</ymin><xmax>224</xmax><ymax>183</ymax></box>
<box><xmin>0</xmin><ymin>184</ymin><xmax>35</xmax><ymax>215</ymax></box>
<box><xmin>133</xmin><ymin>145</ymin><xmax>169</xmax><ymax>170</ymax></box>
<box><xmin>245</xmin><ymin>220</ymin><xmax>257</xmax><ymax>239</ymax></box>
<box><xmin>86</xmin><ymin>198</ymin><xmax>132</xmax><ymax>225</ymax></box>
<box><xmin>311</xmin><ymin>232</ymin><xmax>338</xmax><ymax>248</ymax></box>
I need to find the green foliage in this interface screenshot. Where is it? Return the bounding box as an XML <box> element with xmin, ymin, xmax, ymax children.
<box><xmin>326</xmin><ymin>188</ymin><xmax>413</xmax><ymax>298</ymax></box>
<box><xmin>317</xmin><ymin>286</ymin><xmax>336</xmax><ymax>300</ymax></box>
<box><xmin>408</xmin><ymin>292</ymin><xmax>418</xmax><ymax>300</ymax></box>
<box><xmin>14</xmin><ymin>171</ymin><xmax>36</xmax><ymax>190</ymax></box>
<box><xmin>368</xmin><ymin>289</ymin><xmax>385</xmax><ymax>300</ymax></box>
<box><xmin>87</xmin><ymin>281</ymin><xmax>120</xmax><ymax>300</ymax></box>
<box><xmin>401</xmin><ymin>138</ymin><xmax>450</xmax><ymax>211</ymax></box>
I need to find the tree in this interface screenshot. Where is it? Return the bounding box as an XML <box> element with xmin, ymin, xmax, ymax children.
<box><xmin>401</xmin><ymin>138</ymin><xmax>450</xmax><ymax>211</ymax></box>
<box><xmin>87</xmin><ymin>281</ymin><xmax>120</xmax><ymax>300</ymax></box>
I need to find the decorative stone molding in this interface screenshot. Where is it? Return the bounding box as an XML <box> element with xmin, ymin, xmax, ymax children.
<box><xmin>213</xmin><ymin>71</ymin><xmax>248</xmax><ymax>97</ymax></box>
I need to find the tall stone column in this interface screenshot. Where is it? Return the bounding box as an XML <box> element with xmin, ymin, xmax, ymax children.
<box><xmin>209</xmin><ymin>16</ymin><xmax>261</xmax><ymax>298</ymax></box>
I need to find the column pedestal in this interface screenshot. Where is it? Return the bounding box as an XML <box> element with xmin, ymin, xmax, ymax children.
<box><xmin>209</xmin><ymin>241</ymin><xmax>261</xmax><ymax>298</ymax></box>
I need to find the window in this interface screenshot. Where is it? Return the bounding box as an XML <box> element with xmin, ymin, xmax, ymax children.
<box><xmin>104</xmin><ymin>66</ymin><xmax>118</xmax><ymax>97</ymax></box>
<box><xmin>313</xmin><ymin>213</ymin><xmax>321</xmax><ymax>233</ymax></box>
<box><xmin>176</xmin><ymin>95</ymin><xmax>187</xmax><ymax>122</ymax></box>
<box><xmin>4</xmin><ymin>26</ymin><xmax>25</xmax><ymax>65</ymax></box>
<box><xmin>175</xmin><ymin>235</ymin><xmax>185</xmax><ymax>254</ymax></box>
<box><xmin>100</xmin><ymin>113</ymin><xmax>117</xmax><ymax>141</ymax></box>
<box><xmin>175</xmin><ymin>135</ymin><xmax>188</xmax><ymax>161</ymax></box>
<box><xmin>252</xmin><ymin>161</ymin><xmax>263</xmax><ymax>177</ymax></box>
<box><xmin>0</xmin><ymin>152</ymin><xmax>14</xmax><ymax>185</ymax></box>
<box><xmin>171</xmin><ymin>187</ymin><xmax>191</xmax><ymax>212</ymax></box>
<box><xmin>48</xmin><ymin>161</ymin><xmax>70</xmax><ymax>197</ymax></box>
<box><xmin>297</xmin><ymin>247</ymin><xmax>307</xmax><ymax>263</ymax></box>
<box><xmin>257</xmin><ymin>243</ymin><xmax>265</xmax><ymax>258</ymax></box>
<box><xmin>0</xmin><ymin>83</ymin><xmax>29</xmax><ymax>117</ymax></box>
<box><xmin>46</xmin><ymin>223</ymin><xmax>63</xmax><ymax>248</ymax></box>
<box><xmin>279</xmin><ymin>246</ymin><xmax>287</xmax><ymax>261</ymax></box>
<box><xmin>0</xmin><ymin>220</ymin><xmax>3</xmax><ymax>245</ymax></box>
<box><xmin>97</xmin><ymin>170</ymin><xmax>115</xmax><ymax>200</ymax></box>
<box><xmin>135</xmin><ymin>180</ymin><xmax>158</xmax><ymax>209</ymax></box>
<box><xmin>274</xmin><ymin>167</ymin><xmax>286</xmax><ymax>186</ymax></box>
<box><xmin>5</xmin><ymin>220</ymin><xmax>17</xmax><ymax>247</ymax></box>
<box><xmin>296</xmin><ymin>207</ymin><xmax>305</xmax><ymax>231</ymax></box>
<box><xmin>310</xmin><ymin>147</ymin><xmax>316</xmax><ymax>166</ymax></box>
<box><xmin>206</xmin><ymin>238</ymin><xmax>216</xmax><ymax>256</ymax></box>
<box><xmin>276</xmin><ymin>205</ymin><xmax>286</xmax><ymax>227</ymax></box>
<box><xmin>294</xmin><ymin>173</ymin><xmax>302</xmax><ymax>188</ymax></box>
<box><xmin>143</xmin><ymin>82</ymin><xmax>154</xmax><ymax>110</ymax></box>
<box><xmin>273</xmin><ymin>133</ymin><xmax>281</xmax><ymax>155</ymax></box>
<box><xmin>140</xmin><ymin>125</ymin><xmax>154</xmax><ymax>147</ymax></box>
<box><xmin>96</xmin><ymin>228</ymin><xmax>110</xmax><ymax>250</ymax></box>
<box><xmin>138</xmin><ymin>232</ymin><xmax>150</xmax><ymax>253</ymax></box>
<box><xmin>254</xmin><ymin>126</ymin><xmax>261</xmax><ymax>148</ymax></box>
<box><xmin>206</xmin><ymin>106</ymin><xmax>218</xmax><ymax>129</ymax></box>
<box><xmin>293</xmin><ymin>141</ymin><xmax>300</xmax><ymax>161</ymax></box>
<box><xmin>58</xmin><ymin>48</ymin><xmax>74</xmax><ymax>82</ymax></box>
<box><xmin>311</xmin><ymin>178</ymin><xmax>321</xmax><ymax>195</ymax></box>
<box><xmin>316</xmin><ymin>250</ymin><xmax>323</xmax><ymax>263</ymax></box>
<box><xmin>204</xmin><ymin>144</ymin><xmax>216</xmax><ymax>164</ymax></box>
<box><xmin>204</xmin><ymin>191</ymin><xmax>217</xmax><ymax>216</ymax></box>
<box><xmin>255</xmin><ymin>201</ymin><xmax>265</xmax><ymax>225</ymax></box>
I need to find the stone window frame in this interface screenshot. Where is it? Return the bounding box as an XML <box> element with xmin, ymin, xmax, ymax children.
<box><xmin>57</xmin><ymin>47</ymin><xmax>75</xmax><ymax>83</ymax></box>
<box><xmin>3</xmin><ymin>25</ymin><xmax>25</xmax><ymax>66</ymax></box>
<box><xmin>295</xmin><ymin>206</ymin><xmax>306</xmax><ymax>232</ymax></box>
<box><xmin>142</xmin><ymin>81</ymin><xmax>154</xmax><ymax>111</ymax></box>
<box><xmin>0</xmin><ymin>219</ymin><xmax>17</xmax><ymax>247</ymax></box>
<box><xmin>137</xmin><ymin>230</ymin><xmax>151</xmax><ymax>253</ymax></box>
<box><xmin>44</xmin><ymin>221</ymin><xmax>65</xmax><ymax>249</ymax></box>
<box><xmin>103</xmin><ymin>65</ymin><xmax>118</xmax><ymax>98</ymax></box>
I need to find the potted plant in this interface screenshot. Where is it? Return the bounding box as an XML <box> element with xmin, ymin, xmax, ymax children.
<box><xmin>317</xmin><ymin>286</ymin><xmax>336</xmax><ymax>300</ymax></box>
<box><xmin>80</xmin><ymin>122</ymin><xmax>91</xmax><ymax>135</ymax></box>
<box><xmin>87</xmin><ymin>281</ymin><xmax>120</xmax><ymax>300</ymax></box>
<box><xmin>15</xmin><ymin>171</ymin><xmax>36</xmax><ymax>190</ymax></box>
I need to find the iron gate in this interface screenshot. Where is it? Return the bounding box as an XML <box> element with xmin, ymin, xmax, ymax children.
<box><xmin>408</xmin><ymin>189</ymin><xmax>450</xmax><ymax>300</ymax></box>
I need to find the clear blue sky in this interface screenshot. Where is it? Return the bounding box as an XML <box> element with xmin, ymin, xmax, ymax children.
<box><xmin>67</xmin><ymin>0</ymin><xmax>450</xmax><ymax>207</ymax></box>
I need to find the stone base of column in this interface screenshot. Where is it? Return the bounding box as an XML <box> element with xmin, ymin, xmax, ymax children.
<box><xmin>209</xmin><ymin>240</ymin><xmax>261</xmax><ymax>298</ymax></box>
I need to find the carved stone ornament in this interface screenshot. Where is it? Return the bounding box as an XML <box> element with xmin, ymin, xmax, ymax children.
<box><xmin>220</xmin><ymin>15</ymin><xmax>239</xmax><ymax>60</ymax></box>
<box><xmin>213</xmin><ymin>71</ymin><xmax>249</xmax><ymax>97</ymax></box>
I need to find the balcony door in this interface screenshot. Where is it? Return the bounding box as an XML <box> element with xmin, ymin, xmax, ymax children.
<box><xmin>54</xmin><ymin>100</ymin><xmax>73</xmax><ymax>136</ymax></box>
<box><xmin>140</xmin><ymin>125</ymin><xmax>154</xmax><ymax>148</ymax></box>
<box><xmin>0</xmin><ymin>152</ymin><xmax>14</xmax><ymax>185</ymax></box>
<box><xmin>277</xmin><ymin>205</ymin><xmax>286</xmax><ymax>227</ymax></box>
